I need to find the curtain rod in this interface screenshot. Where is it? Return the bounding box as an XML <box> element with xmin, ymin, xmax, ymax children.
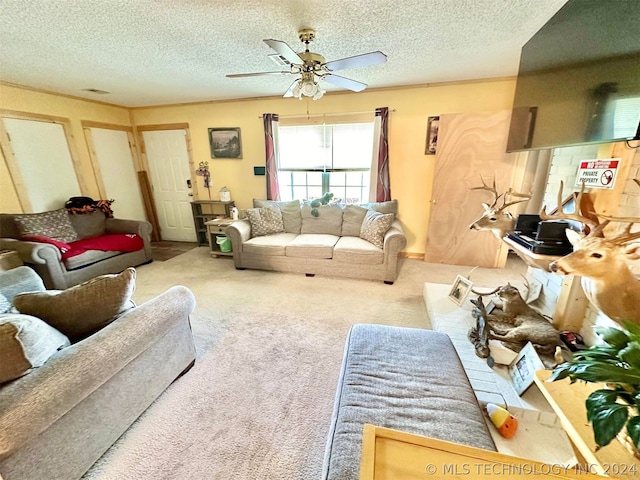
<box><xmin>258</xmin><ymin>109</ymin><xmax>396</xmax><ymax>119</ymax></box>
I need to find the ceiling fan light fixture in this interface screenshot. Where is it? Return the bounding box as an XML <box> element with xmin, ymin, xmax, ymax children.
<box><xmin>292</xmin><ymin>80</ymin><xmax>303</xmax><ymax>99</ymax></box>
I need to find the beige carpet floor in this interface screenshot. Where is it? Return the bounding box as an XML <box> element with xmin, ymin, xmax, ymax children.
<box><xmin>83</xmin><ymin>248</ymin><xmax>527</xmax><ymax>480</ymax></box>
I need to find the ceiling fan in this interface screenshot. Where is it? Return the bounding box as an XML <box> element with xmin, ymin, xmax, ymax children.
<box><xmin>226</xmin><ymin>29</ymin><xmax>387</xmax><ymax>100</ymax></box>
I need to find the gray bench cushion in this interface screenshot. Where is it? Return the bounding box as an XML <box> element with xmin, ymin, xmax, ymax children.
<box><xmin>322</xmin><ymin>324</ymin><xmax>495</xmax><ymax>480</ymax></box>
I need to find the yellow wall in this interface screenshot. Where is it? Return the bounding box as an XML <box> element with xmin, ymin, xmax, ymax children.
<box><xmin>0</xmin><ymin>79</ymin><xmax>517</xmax><ymax>255</ymax></box>
<box><xmin>132</xmin><ymin>78</ymin><xmax>517</xmax><ymax>254</ymax></box>
<box><xmin>0</xmin><ymin>84</ymin><xmax>132</xmax><ymax>208</ymax></box>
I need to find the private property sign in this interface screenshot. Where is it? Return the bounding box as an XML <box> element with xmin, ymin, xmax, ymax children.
<box><xmin>575</xmin><ymin>158</ymin><xmax>620</xmax><ymax>190</ymax></box>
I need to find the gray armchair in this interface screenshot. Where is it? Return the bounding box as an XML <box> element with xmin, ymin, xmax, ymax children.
<box><xmin>0</xmin><ymin>210</ymin><xmax>152</xmax><ymax>289</ymax></box>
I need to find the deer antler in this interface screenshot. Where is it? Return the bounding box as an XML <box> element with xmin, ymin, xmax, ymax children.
<box><xmin>592</xmin><ymin>178</ymin><xmax>640</xmax><ymax>243</ymax></box>
<box><xmin>539</xmin><ymin>181</ymin><xmax>600</xmax><ymax>233</ymax></box>
<box><xmin>470</xmin><ymin>176</ymin><xmax>502</xmax><ymax>210</ymax></box>
<box><xmin>499</xmin><ymin>189</ymin><xmax>532</xmax><ymax>212</ymax></box>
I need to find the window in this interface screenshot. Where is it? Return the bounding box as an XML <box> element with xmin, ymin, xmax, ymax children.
<box><xmin>612</xmin><ymin>96</ymin><xmax>640</xmax><ymax>139</ymax></box>
<box><xmin>277</xmin><ymin>122</ymin><xmax>375</xmax><ymax>204</ymax></box>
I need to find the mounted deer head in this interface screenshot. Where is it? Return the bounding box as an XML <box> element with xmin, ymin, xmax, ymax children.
<box><xmin>542</xmin><ymin>180</ymin><xmax>640</xmax><ymax>324</ymax></box>
<box><xmin>468</xmin><ymin>176</ymin><xmax>531</xmax><ymax>240</ymax></box>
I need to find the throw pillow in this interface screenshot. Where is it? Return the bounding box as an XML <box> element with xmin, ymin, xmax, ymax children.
<box><xmin>13</xmin><ymin>267</ymin><xmax>136</xmax><ymax>342</ymax></box>
<box><xmin>360</xmin><ymin>209</ymin><xmax>395</xmax><ymax>249</ymax></box>
<box><xmin>300</xmin><ymin>203</ymin><xmax>343</xmax><ymax>236</ymax></box>
<box><xmin>13</xmin><ymin>208</ymin><xmax>79</xmax><ymax>243</ymax></box>
<box><xmin>246</xmin><ymin>205</ymin><xmax>285</xmax><ymax>237</ymax></box>
<box><xmin>0</xmin><ymin>313</ymin><xmax>70</xmax><ymax>384</ymax></box>
<box><xmin>69</xmin><ymin>210</ymin><xmax>107</xmax><ymax>238</ymax></box>
<box><xmin>341</xmin><ymin>205</ymin><xmax>369</xmax><ymax>236</ymax></box>
<box><xmin>253</xmin><ymin>199</ymin><xmax>302</xmax><ymax>234</ymax></box>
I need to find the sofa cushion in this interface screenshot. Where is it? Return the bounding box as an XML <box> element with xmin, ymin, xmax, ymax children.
<box><xmin>360</xmin><ymin>209</ymin><xmax>395</xmax><ymax>248</ymax></box>
<box><xmin>301</xmin><ymin>204</ymin><xmax>343</xmax><ymax>236</ymax></box>
<box><xmin>0</xmin><ymin>313</ymin><xmax>70</xmax><ymax>384</ymax></box>
<box><xmin>341</xmin><ymin>205</ymin><xmax>369</xmax><ymax>237</ymax></box>
<box><xmin>286</xmin><ymin>234</ymin><xmax>339</xmax><ymax>259</ymax></box>
<box><xmin>333</xmin><ymin>237</ymin><xmax>384</xmax><ymax>265</ymax></box>
<box><xmin>69</xmin><ymin>211</ymin><xmax>106</xmax><ymax>238</ymax></box>
<box><xmin>361</xmin><ymin>199</ymin><xmax>398</xmax><ymax>215</ymax></box>
<box><xmin>63</xmin><ymin>249</ymin><xmax>124</xmax><ymax>271</ymax></box>
<box><xmin>13</xmin><ymin>208</ymin><xmax>79</xmax><ymax>243</ymax></box>
<box><xmin>0</xmin><ymin>292</ymin><xmax>11</xmax><ymax>314</ymax></box>
<box><xmin>13</xmin><ymin>268</ymin><xmax>136</xmax><ymax>342</ymax></box>
<box><xmin>247</xmin><ymin>205</ymin><xmax>285</xmax><ymax>237</ymax></box>
<box><xmin>242</xmin><ymin>233</ymin><xmax>297</xmax><ymax>256</ymax></box>
<box><xmin>253</xmin><ymin>199</ymin><xmax>302</xmax><ymax>234</ymax></box>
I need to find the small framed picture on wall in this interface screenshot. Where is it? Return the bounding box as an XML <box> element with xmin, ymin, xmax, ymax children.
<box><xmin>208</xmin><ymin>127</ymin><xmax>242</xmax><ymax>159</ymax></box>
<box><xmin>425</xmin><ymin>116</ymin><xmax>439</xmax><ymax>155</ymax></box>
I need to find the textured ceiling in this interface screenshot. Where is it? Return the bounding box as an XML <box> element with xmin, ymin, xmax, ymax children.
<box><xmin>0</xmin><ymin>0</ymin><xmax>568</xmax><ymax>107</ymax></box>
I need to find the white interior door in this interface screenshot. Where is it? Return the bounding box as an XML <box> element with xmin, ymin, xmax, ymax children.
<box><xmin>142</xmin><ymin>129</ymin><xmax>195</xmax><ymax>242</ymax></box>
<box><xmin>3</xmin><ymin>118</ymin><xmax>81</xmax><ymax>212</ymax></box>
<box><xmin>88</xmin><ymin>128</ymin><xmax>147</xmax><ymax>221</ymax></box>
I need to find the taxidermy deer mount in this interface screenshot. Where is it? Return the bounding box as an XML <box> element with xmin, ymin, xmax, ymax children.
<box><xmin>468</xmin><ymin>176</ymin><xmax>531</xmax><ymax>240</ymax></box>
<box><xmin>541</xmin><ymin>180</ymin><xmax>640</xmax><ymax>325</ymax></box>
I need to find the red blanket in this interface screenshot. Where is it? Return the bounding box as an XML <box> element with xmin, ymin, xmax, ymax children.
<box><xmin>23</xmin><ymin>233</ymin><xmax>144</xmax><ymax>260</ymax></box>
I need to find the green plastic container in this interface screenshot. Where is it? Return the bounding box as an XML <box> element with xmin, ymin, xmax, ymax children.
<box><xmin>216</xmin><ymin>235</ymin><xmax>232</xmax><ymax>253</ymax></box>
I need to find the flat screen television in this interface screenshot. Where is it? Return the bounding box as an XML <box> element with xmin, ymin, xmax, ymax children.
<box><xmin>507</xmin><ymin>0</ymin><xmax>640</xmax><ymax>152</ymax></box>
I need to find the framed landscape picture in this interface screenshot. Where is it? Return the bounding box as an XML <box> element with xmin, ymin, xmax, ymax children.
<box><xmin>208</xmin><ymin>127</ymin><xmax>242</xmax><ymax>159</ymax></box>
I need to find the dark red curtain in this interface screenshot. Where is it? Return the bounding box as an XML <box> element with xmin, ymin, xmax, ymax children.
<box><xmin>375</xmin><ymin>107</ymin><xmax>391</xmax><ymax>201</ymax></box>
<box><xmin>263</xmin><ymin>113</ymin><xmax>280</xmax><ymax>200</ymax></box>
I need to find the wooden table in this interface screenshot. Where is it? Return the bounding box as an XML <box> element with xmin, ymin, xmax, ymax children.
<box><xmin>360</xmin><ymin>424</ymin><xmax>604</xmax><ymax>479</ymax></box>
<box><xmin>534</xmin><ymin>370</ymin><xmax>640</xmax><ymax>477</ymax></box>
<box><xmin>205</xmin><ymin>218</ymin><xmax>234</xmax><ymax>257</ymax></box>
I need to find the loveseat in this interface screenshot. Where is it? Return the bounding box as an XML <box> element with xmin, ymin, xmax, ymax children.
<box><xmin>321</xmin><ymin>324</ymin><xmax>496</xmax><ymax>480</ymax></box>
<box><xmin>0</xmin><ymin>208</ymin><xmax>153</xmax><ymax>289</ymax></box>
<box><xmin>225</xmin><ymin>199</ymin><xmax>406</xmax><ymax>284</ymax></box>
<box><xmin>0</xmin><ymin>266</ymin><xmax>196</xmax><ymax>480</ymax></box>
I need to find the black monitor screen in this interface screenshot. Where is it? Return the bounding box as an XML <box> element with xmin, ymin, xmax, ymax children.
<box><xmin>507</xmin><ymin>0</ymin><xmax>640</xmax><ymax>152</ymax></box>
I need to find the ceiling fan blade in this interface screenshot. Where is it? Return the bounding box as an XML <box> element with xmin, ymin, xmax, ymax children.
<box><xmin>226</xmin><ymin>71</ymin><xmax>291</xmax><ymax>78</ymax></box>
<box><xmin>324</xmin><ymin>51</ymin><xmax>387</xmax><ymax>71</ymax></box>
<box><xmin>264</xmin><ymin>39</ymin><xmax>303</xmax><ymax>65</ymax></box>
<box><xmin>283</xmin><ymin>79</ymin><xmax>300</xmax><ymax>98</ymax></box>
<box><xmin>322</xmin><ymin>73</ymin><xmax>367</xmax><ymax>92</ymax></box>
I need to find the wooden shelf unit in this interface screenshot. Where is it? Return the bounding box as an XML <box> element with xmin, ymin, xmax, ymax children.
<box><xmin>534</xmin><ymin>369</ymin><xmax>640</xmax><ymax>477</ymax></box>
<box><xmin>190</xmin><ymin>200</ymin><xmax>235</xmax><ymax>246</ymax></box>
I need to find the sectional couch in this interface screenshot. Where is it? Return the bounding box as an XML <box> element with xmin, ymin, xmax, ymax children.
<box><xmin>225</xmin><ymin>199</ymin><xmax>406</xmax><ymax>284</ymax></box>
<box><xmin>0</xmin><ymin>266</ymin><xmax>196</xmax><ymax>480</ymax></box>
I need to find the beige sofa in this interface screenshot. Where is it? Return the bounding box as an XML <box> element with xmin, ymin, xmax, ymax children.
<box><xmin>0</xmin><ymin>266</ymin><xmax>196</xmax><ymax>480</ymax></box>
<box><xmin>0</xmin><ymin>209</ymin><xmax>153</xmax><ymax>290</ymax></box>
<box><xmin>225</xmin><ymin>199</ymin><xmax>406</xmax><ymax>284</ymax></box>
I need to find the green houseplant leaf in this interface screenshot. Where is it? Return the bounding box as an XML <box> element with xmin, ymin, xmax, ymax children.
<box><xmin>589</xmin><ymin>402</ymin><xmax>629</xmax><ymax>447</ymax></box>
<box><xmin>627</xmin><ymin>416</ymin><xmax>640</xmax><ymax>450</ymax></box>
<box><xmin>551</xmin><ymin>323</ymin><xmax>640</xmax><ymax>455</ymax></box>
<box><xmin>594</xmin><ymin>326</ymin><xmax>631</xmax><ymax>349</ymax></box>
